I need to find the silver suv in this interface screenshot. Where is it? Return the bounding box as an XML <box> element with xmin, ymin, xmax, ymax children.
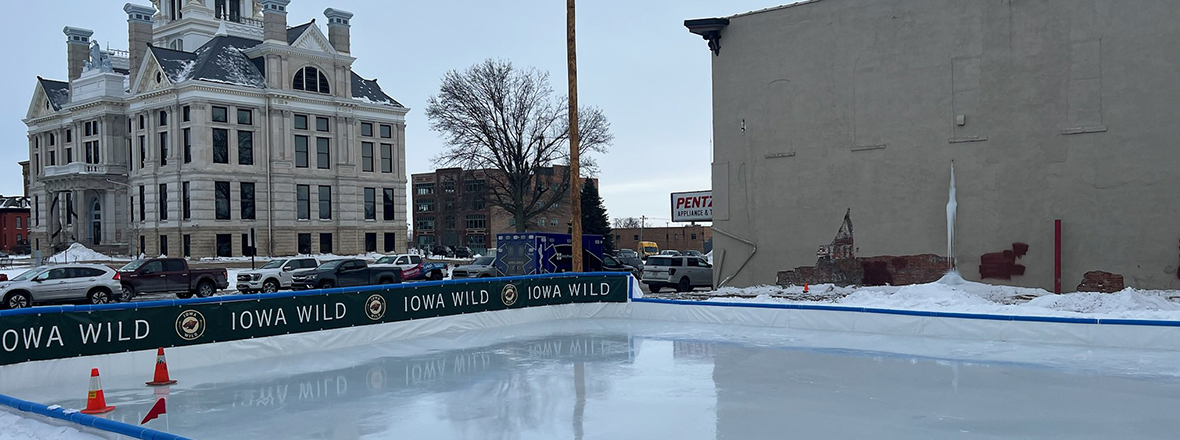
<box><xmin>642</xmin><ymin>256</ymin><xmax>713</xmax><ymax>293</ymax></box>
<box><xmin>0</xmin><ymin>264</ymin><xmax>123</xmax><ymax>309</ymax></box>
<box><xmin>452</xmin><ymin>256</ymin><xmax>498</xmax><ymax>278</ymax></box>
<box><xmin>237</xmin><ymin>258</ymin><xmax>321</xmax><ymax>294</ymax></box>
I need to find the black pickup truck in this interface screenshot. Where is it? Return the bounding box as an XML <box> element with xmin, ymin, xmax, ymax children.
<box><xmin>118</xmin><ymin>258</ymin><xmax>229</xmax><ymax>299</ymax></box>
<box><xmin>290</xmin><ymin>259</ymin><xmax>403</xmax><ymax>290</ymax></box>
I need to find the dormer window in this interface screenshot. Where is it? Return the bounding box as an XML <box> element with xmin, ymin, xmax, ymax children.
<box><xmin>292</xmin><ymin>66</ymin><xmax>330</xmax><ymax>94</ymax></box>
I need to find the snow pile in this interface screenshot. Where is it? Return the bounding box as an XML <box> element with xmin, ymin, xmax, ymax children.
<box><xmin>45</xmin><ymin>244</ymin><xmax>117</xmax><ymax>263</ymax></box>
<box><xmin>840</xmin><ymin>283</ymin><xmax>999</xmax><ymax>311</ymax></box>
<box><xmin>0</xmin><ymin>410</ymin><xmax>103</xmax><ymax>440</ymax></box>
<box><xmin>1026</xmin><ymin>289</ymin><xmax>1180</xmax><ymax>318</ymax></box>
<box><xmin>701</xmin><ymin>275</ymin><xmax>1180</xmax><ymax>320</ymax></box>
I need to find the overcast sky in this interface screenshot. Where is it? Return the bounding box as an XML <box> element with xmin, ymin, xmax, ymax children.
<box><xmin>1</xmin><ymin>0</ymin><xmax>781</xmax><ymax>226</ymax></box>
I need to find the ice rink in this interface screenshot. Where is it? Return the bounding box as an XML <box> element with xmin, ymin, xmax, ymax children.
<box><xmin>5</xmin><ymin>318</ymin><xmax>1180</xmax><ymax>439</ymax></box>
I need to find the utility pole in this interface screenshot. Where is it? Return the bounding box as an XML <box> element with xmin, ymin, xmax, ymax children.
<box><xmin>639</xmin><ymin>215</ymin><xmax>647</xmax><ymax>243</ymax></box>
<box><xmin>567</xmin><ymin>0</ymin><xmax>583</xmax><ymax>272</ymax></box>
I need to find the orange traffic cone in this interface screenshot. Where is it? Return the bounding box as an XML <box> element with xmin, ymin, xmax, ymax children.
<box><xmin>803</xmin><ymin>283</ymin><xmax>810</xmax><ymax>293</ymax></box>
<box><xmin>146</xmin><ymin>348</ymin><xmax>178</xmax><ymax>386</ymax></box>
<box><xmin>80</xmin><ymin>368</ymin><xmax>116</xmax><ymax>414</ymax></box>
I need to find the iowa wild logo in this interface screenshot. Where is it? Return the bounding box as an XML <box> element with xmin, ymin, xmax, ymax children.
<box><xmin>175</xmin><ymin>310</ymin><xmax>206</xmax><ymax>341</ymax></box>
<box><xmin>365</xmin><ymin>294</ymin><xmax>387</xmax><ymax>321</ymax></box>
<box><xmin>501</xmin><ymin>283</ymin><xmax>519</xmax><ymax>307</ymax></box>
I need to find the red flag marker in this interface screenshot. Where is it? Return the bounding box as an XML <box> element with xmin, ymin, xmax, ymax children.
<box><xmin>140</xmin><ymin>398</ymin><xmax>167</xmax><ymax>425</ymax></box>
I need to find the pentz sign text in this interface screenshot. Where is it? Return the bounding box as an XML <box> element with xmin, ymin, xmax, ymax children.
<box><xmin>671</xmin><ymin>190</ymin><xmax>712</xmax><ymax>222</ymax></box>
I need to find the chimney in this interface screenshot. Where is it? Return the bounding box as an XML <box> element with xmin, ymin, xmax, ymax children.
<box><xmin>63</xmin><ymin>26</ymin><xmax>93</xmax><ymax>82</ymax></box>
<box><xmin>260</xmin><ymin>0</ymin><xmax>291</xmax><ymax>43</ymax></box>
<box><xmin>324</xmin><ymin>8</ymin><xmax>353</xmax><ymax>54</ymax></box>
<box><xmin>124</xmin><ymin>4</ymin><xmax>154</xmax><ymax>84</ymax></box>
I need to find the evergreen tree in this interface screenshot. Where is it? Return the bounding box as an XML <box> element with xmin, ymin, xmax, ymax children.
<box><xmin>580</xmin><ymin>180</ymin><xmax>614</xmax><ymax>252</ymax></box>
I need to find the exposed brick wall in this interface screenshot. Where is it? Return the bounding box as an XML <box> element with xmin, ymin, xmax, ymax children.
<box><xmin>774</xmin><ymin>210</ymin><xmax>949</xmax><ymax>287</ymax></box>
<box><xmin>1076</xmin><ymin>271</ymin><xmax>1125</xmax><ymax>293</ymax></box>
<box><xmin>979</xmin><ymin>242</ymin><xmax>1029</xmax><ymax>280</ymax></box>
<box><xmin>778</xmin><ymin>254</ymin><xmax>950</xmax><ymax>287</ymax></box>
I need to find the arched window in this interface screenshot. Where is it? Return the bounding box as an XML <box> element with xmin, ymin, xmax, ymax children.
<box><xmin>292</xmin><ymin>66</ymin><xmax>330</xmax><ymax>94</ymax></box>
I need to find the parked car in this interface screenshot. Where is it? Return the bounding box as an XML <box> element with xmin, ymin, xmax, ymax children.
<box><xmin>452</xmin><ymin>246</ymin><xmax>474</xmax><ymax>259</ymax></box>
<box><xmin>602</xmin><ymin>254</ymin><xmax>640</xmax><ymax>278</ymax></box>
<box><xmin>372</xmin><ymin>254</ymin><xmax>448</xmax><ymax>281</ymax></box>
<box><xmin>659</xmin><ymin>250</ymin><xmax>682</xmax><ymax>257</ymax></box>
<box><xmin>119</xmin><ymin>258</ymin><xmax>229</xmax><ymax>299</ymax></box>
<box><xmin>0</xmin><ymin>264</ymin><xmax>122</xmax><ymax>309</ymax></box>
<box><xmin>430</xmin><ymin>245</ymin><xmax>454</xmax><ymax>258</ymax></box>
<box><xmin>614</xmin><ymin>252</ymin><xmax>645</xmax><ymax>277</ymax></box>
<box><xmin>642</xmin><ymin>255</ymin><xmax>713</xmax><ymax>293</ymax></box>
<box><xmin>237</xmin><ymin>257</ymin><xmax>321</xmax><ymax>294</ymax></box>
<box><xmin>638</xmin><ymin>241</ymin><xmax>660</xmax><ymax>259</ymax></box>
<box><xmin>452</xmin><ymin>256</ymin><xmax>498</xmax><ymax>278</ymax></box>
<box><xmin>291</xmin><ymin>259</ymin><xmax>403</xmax><ymax>290</ymax></box>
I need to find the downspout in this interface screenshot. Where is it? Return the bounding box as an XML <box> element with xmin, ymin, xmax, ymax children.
<box><xmin>265</xmin><ymin>95</ymin><xmax>273</xmax><ymax>257</ymax></box>
<box><xmin>175</xmin><ymin>95</ymin><xmax>183</xmax><ymax>257</ymax></box>
<box><xmin>713</xmin><ymin>226</ymin><xmax>756</xmax><ymax>288</ymax></box>
<box><xmin>715</xmin><ymin>162</ymin><xmax>757</xmax><ymax>288</ymax></box>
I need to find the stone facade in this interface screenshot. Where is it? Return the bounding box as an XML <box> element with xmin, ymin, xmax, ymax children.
<box><xmin>24</xmin><ymin>1</ymin><xmax>408</xmax><ymax>259</ymax></box>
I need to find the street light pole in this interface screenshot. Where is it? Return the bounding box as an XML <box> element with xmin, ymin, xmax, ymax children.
<box><xmin>567</xmin><ymin>0</ymin><xmax>583</xmax><ymax>272</ymax></box>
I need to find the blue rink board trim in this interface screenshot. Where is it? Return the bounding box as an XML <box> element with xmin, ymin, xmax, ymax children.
<box><xmin>631</xmin><ymin>298</ymin><xmax>1180</xmax><ymax>327</ymax></box>
<box><xmin>0</xmin><ymin>271</ymin><xmax>631</xmax><ymax>318</ymax></box>
<box><xmin>0</xmin><ymin>394</ymin><xmax>193</xmax><ymax>440</ymax></box>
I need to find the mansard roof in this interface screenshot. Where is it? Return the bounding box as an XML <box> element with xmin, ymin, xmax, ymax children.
<box><xmin>38</xmin><ymin>78</ymin><xmax>70</xmax><ymax>111</ymax></box>
<box><xmin>143</xmin><ymin>28</ymin><xmax>401</xmax><ymax>107</ymax></box>
<box><xmin>350</xmin><ymin>72</ymin><xmax>402</xmax><ymax>107</ymax></box>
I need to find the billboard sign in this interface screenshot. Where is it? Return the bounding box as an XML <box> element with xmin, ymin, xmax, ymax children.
<box><xmin>671</xmin><ymin>190</ymin><xmax>712</xmax><ymax>222</ymax></box>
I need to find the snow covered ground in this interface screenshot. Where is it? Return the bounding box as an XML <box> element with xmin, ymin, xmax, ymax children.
<box><xmin>0</xmin><ymin>410</ymin><xmax>102</xmax><ymax>440</ymax></box>
<box><xmin>691</xmin><ymin>272</ymin><xmax>1180</xmax><ymax>320</ymax></box>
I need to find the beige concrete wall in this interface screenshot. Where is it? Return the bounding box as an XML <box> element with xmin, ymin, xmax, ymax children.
<box><xmin>709</xmin><ymin>0</ymin><xmax>1180</xmax><ymax>290</ymax></box>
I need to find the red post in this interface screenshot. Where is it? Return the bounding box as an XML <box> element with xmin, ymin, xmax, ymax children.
<box><xmin>1054</xmin><ymin>219</ymin><xmax>1062</xmax><ymax>294</ymax></box>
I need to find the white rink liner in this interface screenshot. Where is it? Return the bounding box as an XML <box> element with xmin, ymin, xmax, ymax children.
<box><xmin>5</xmin><ymin>300</ymin><xmax>1180</xmax><ymax>393</ymax></box>
<box><xmin>4</xmin><ymin>315</ymin><xmax>1180</xmax><ymax>439</ymax></box>
<box><xmin>4</xmin><ymin>301</ymin><xmax>1180</xmax><ymax>439</ymax></box>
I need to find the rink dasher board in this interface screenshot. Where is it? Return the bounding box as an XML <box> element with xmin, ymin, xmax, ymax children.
<box><xmin>0</xmin><ymin>273</ymin><xmax>630</xmax><ymax>365</ymax></box>
<box><xmin>629</xmin><ymin>299</ymin><xmax>1180</xmax><ymax>351</ymax></box>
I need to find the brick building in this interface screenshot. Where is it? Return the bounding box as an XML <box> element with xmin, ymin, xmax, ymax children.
<box><xmin>613</xmin><ymin>225</ymin><xmax>712</xmax><ymax>254</ymax></box>
<box><xmin>0</xmin><ymin>196</ymin><xmax>31</xmax><ymax>254</ymax></box>
<box><xmin>411</xmin><ymin>165</ymin><xmax>596</xmax><ymax>255</ymax></box>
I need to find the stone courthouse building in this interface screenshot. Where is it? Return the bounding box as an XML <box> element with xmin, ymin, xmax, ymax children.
<box><xmin>24</xmin><ymin>0</ymin><xmax>408</xmax><ymax>258</ymax></box>
<box><xmin>689</xmin><ymin>0</ymin><xmax>1180</xmax><ymax>291</ymax></box>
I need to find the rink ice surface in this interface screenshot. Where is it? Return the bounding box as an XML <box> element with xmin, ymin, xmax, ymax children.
<box><xmin>4</xmin><ymin>318</ymin><xmax>1180</xmax><ymax>439</ymax></box>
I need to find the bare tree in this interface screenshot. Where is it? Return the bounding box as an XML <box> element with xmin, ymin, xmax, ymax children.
<box><xmin>613</xmin><ymin>217</ymin><xmax>642</xmax><ymax>229</ymax></box>
<box><xmin>426</xmin><ymin>59</ymin><xmax>612</xmax><ymax>232</ymax></box>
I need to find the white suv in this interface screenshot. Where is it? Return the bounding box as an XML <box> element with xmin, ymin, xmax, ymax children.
<box><xmin>642</xmin><ymin>256</ymin><xmax>713</xmax><ymax>293</ymax></box>
<box><xmin>1</xmin><ymin>264</ymin><xmax>123</xmax><ymax>309</ymax></box>
<box><xmin>237</xmin><ymin>258</ymin><xmax>321</xmax><ymax>294</ymax></box>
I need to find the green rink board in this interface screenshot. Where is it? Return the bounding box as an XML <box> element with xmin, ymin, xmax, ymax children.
<box><xmin>0</xmin><ymin>274</ymin><xmax>629</xmax><ymax>365</ymax></box>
